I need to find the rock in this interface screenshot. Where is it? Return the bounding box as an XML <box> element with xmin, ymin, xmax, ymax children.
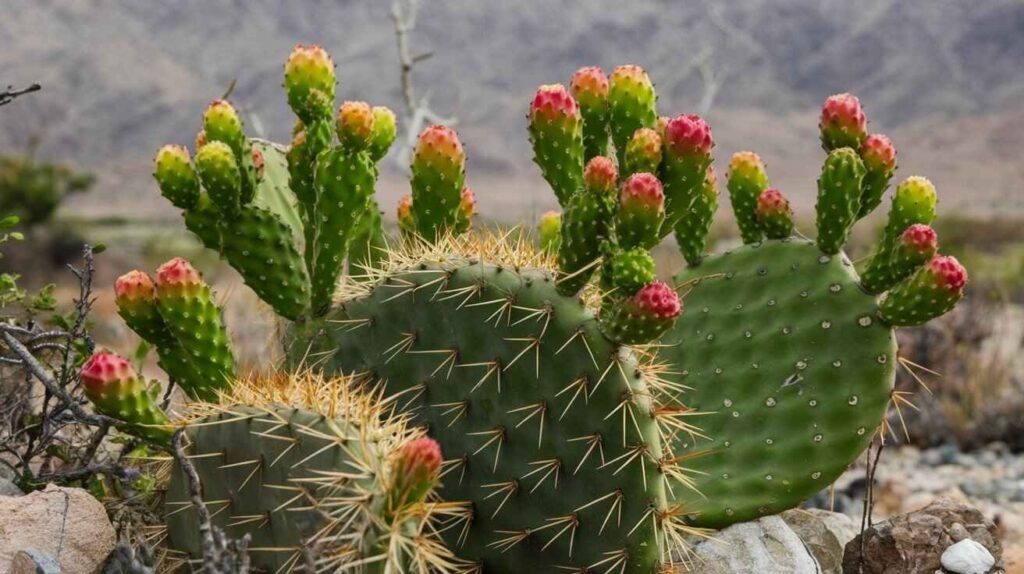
<box><xmin>10</xmin><ymin>550</ymin><xmax>60</xmax><ymax>574</ymax></box>
<box><xmin>941</xmin><ymin>539</ymin><xmax>996</xmax><ymax>574</ymax></box>
<box><xmin>0</xmin><ymin>484</ymin><xmax>115</xmax><ymax>574</ymax></box>
<box><xmin>0</xmin><ymin>478</ymin><xmax>23</xmax><ymax>497</ymax></box>
<box><xmin>681</xmin><ymin>510</ymin><xmax>859</xmax><ymax>573</ymax></box>
<box><xmin>782</xmin><ymin>509</ymin><xmax>859</xmax><ymax>574</ymax></box>
<box><xmin>842</xmin><ymin>498</ymin><xmax>1002</xmax><ymax>574</ymax></box>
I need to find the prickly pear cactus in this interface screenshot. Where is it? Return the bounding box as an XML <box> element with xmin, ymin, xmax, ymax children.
<box><xmin>293</xmin><ymin>234</ymin><xmax>699</xmax><ymax>573</ymax></box>
<box><xmin>163</xmin><ymin>372</ymin><xmax>470</xmax><ymax>573</ymax></box>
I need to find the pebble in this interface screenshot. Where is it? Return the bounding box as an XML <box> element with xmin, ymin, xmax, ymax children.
<box><xmin>940</xmin><ymin>539</ymin><xmax>995</xmax><ymax>574</ymax></box>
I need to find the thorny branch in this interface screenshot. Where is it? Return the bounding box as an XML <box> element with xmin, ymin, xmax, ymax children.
<box><xmin>0</xmin><ymin>83</ymin><xmax>41</xmax><ymax>107</ymax></box>
<box><xmin>390</xmin><ymin>0</ymin><xmax>457</xmax><ymax>171</ymax></box>
<box><xmin>856</xmin><ymin>436</ymin><xmax>885</xmax><ymax>573</ymax></box>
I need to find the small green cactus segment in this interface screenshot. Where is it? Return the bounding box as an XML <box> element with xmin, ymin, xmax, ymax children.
<box><xmin>410</xmin><ymin>125</ymin><xmax>467</xmax><ymax>241</ymax></box>
<box><xmin>528</xmin><ymin>84</ymin><xmax>584</xmax><ymax>208</ymax></box>
<box><xmin>727</xmin><ymin>151</ymin><xmax>769</xmax><ymax>245</ymax></box>
<box><xmin>80</xmin><ymin>352</ymin><xmax>171</xmax><ymax>445</ymax></box>
<box><xmin>756</xmin><ymin>188</ymin><xmax>795</xmax><ymax>239</ymax></box>
<box><xmin>820</xmin><ymin>93</ymin><xmax>867</xmax><ymax>153</ymax></box>
<box><xmin>600</xmin><ymin>280</ymin><xmax>680</xmax><ymax>344</ymax></box>
<box><xmin>616</xmin><ymin>172</ymin><xmax>665</xmax><ymax>250</ymax></box>
<box><xmin>153</xmin><ymin>258</ymin><xmax>235</xmax><ymax>396</ymax></box>
<box><xmin>570</xmin><ymin>66</ymin><xmax>610</xmax><ymax>161</ymax></box>
<box><xmin>557</xmin><ymin>156</ymin><xmax>617</xmax><ymax>295</ymax></box>
<box><xmin>660</xmin><ymin>114</ymin><xmax>713</xmax><ymax>235</ymax></box>
<box><xmin>368</xmin><ymin>106</ymin><xmax>398</xmax><ymax>163</ymax></box>
<box><xmin>537</xmin><ymin>210</ymin><xmax>561</xmax><ymax>253</ymax></box>
<box><xmin>624</xmin><ymin>127</ymin><xmax>662</xmax><ymax>177</ymax></box>
<box><xmin>283</xmin><ymin>44</ymin><xmax>336</xmax><ymax>125</ymax></box>
<box><xmin>202</xmin><ymin>100</ymin><xmax>258</xmax><ymax>204</ymax></box>
<box><xmin>310</xmin><ymin>147</ymin><xmax>376</xmax><ymax>313</ymax></box>
<box><xmin>857</xmin><ymin>134</ymin><xmax>897</xmax><ymax>220</ymax></box>
<box><xmin>293</xmin><ymin>251</ymin><xmax>694</xmax><ymax>573</ymax></box>
<box><xmin>164</xmin><ymin>375</ymin><xmax>463</xmax><ymax>573</ymax></box>
<box><xmin>607</xmin><ymin>247</ymin><xmax>656</xmax><ymax>295</ymax></box>
<box><xmin>607</xmin><ymin>65</ymin><xmax>657</xmax><ymax>171</ymax></box>
<box><xmin>860</xmin><ymin>176</ymin><xmax>938</xmax><ymax>294</ymax></box>
<box><xmin>153</xmin><ymin>146</ymin><xmax>199</xmax><ymax>210</ymax></box>
<box><xmin>660</xmin><ymin>240</ymin><xmax>896</xmax><ymax>527</ymax></box>
<box><xmin>194</xmin><ymin>141</ymin><xmax>241</xmax><ymax>214</ymax></box>
<box><xmin>815</xmin><ymin>147</ymin><xmax>866</xmax><ymax>255</ymax></box>
<box><xmin>880</xmin><ymin>254</ymin><xmax>967</xmax><ymax>326</ymax></box>
<box><xmin>349</xmin><ymin>199</ymin><xmax>388</xmax><ymax>276</ymax></box>
<box><xmin>674</xmin><ymin>166</ymin><xmax>719</xmax><ymax>266</ymax></box>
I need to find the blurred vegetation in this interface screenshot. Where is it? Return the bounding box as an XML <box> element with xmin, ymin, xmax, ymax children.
<box><xmin>0</xmin><ymin>139</ymin><xmax>94</xmax><ymax>227</ymax></box>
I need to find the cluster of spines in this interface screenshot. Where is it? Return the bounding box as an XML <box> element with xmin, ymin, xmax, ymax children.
<box><xmin>115</xmin><ymin>258</ymin><xmax>234</xmax><ymax>401</ymax></box>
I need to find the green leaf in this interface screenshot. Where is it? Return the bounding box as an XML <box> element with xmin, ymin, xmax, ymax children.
<box><xmin>0</xmin><ymin>215</ymin><xmax>19</xmax><ymax>228</ymax></box>
<box><xmin>30</xmin><ymin>284</ymin><xmax>56</xmax><ymax>311</ymax></box>
<box><xmin>92</xmin><ymin>243</ymin><xmax>106</xmax><ymax>255</ymax></box>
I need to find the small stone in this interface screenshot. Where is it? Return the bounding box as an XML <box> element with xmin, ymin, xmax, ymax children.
<box><xmin>940</xmin><ymin>539</ymin><xmax>995</xmax><ymax>574</ymax></box>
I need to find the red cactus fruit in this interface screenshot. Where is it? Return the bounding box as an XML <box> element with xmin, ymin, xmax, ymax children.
<box><xmin>861</xmin><ymin>133</ymin><xmax>896</xmax><ymax>174</ymax></box>
<box><xmin>413</xmin><ymin>125</ymin><xmax>465</xmax><ymax>168</ymax></box>
<box><xmin>251</xmin><ymin>148</ymin><xmax>264</xmax><ymax>178</ymax></box>
<box><xmin>900</xmin><ymin>223</ymin><xmax>938</xmax><ymax>256</ymax></box>
<box><xmin>156</xmin><ymin>257</ymin><xmax>202</xmax><ymax>288</ymax></box>
<box><xmin>116</xmin><ymin>270</ymin><xmax>156</xmax><ymax>304</ymax></box>
<box><xmin>570</xmin><ymin>67</ymin><xmax>609</xmax><ymax>107</ymax></box>
<box><xmin>387</xmin><ymin>436</ymin><xmax>443</xmax><ymax>513</ymax></box>
<box><xmin>529</xmin><ymin>84</ymin><xmax>579</xmax><ymax>123</ymax></box>
<box><xmin>459</xmin><ymin>186</ymin><xmax>476</xmax><ymax>219</ymax></box>
<box><xmin>337</xmin><ymin>100</ymin><xmax>375</xmax><ymax>149</ymax></box>
<box><xmin>80</xmin><ymin>351</ymin><xmax>135</xmax><ymax>397</ymax></box>
<box><xmin>620</xmin><ymin>172</ymin><xmax>665</xmax><ymax>209</ymax></box>
<box><xmin>929</xmin><ymin>255</ymin><xmax>967</xmax><ymax>293</ymax></box>
<box><xmin>663</xmin><ymin>114</ymin><xmax>713</xmax><ymax>159</ymax></box>
<box><xmin>756</xmin><ymin>188</ymin><xmax>789</xmax><ymax>218</ymax></box>
<box><xmin>633</xmin><ymin>280</ymin><xmax>682</xmax><ymax>320</ymax></box>
<box><xmin>820</xmin><ymin>93</ymin><xmax>867</xmax><ymax>151</ymax></box>
<box><xmin>583</xmin><ymin>156</ymin><xmax>618</xmax><ymax>195</ymax></box>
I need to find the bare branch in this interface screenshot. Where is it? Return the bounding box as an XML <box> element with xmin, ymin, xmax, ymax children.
<box><xmin>0</xmin><ymin>83</ymin><xmax>41</xmax><ymax>107</ymax></box>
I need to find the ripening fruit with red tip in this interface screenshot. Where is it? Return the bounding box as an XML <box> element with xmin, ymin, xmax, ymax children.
<box><xmin>600</xmin><ymin>280</ymin><xmax>682</xmax><ymax>344</ymax></box>
<box><xmin>633</xmin><ymin>280</ymin><xmax>681</xmax><ymax>319</ymax></box>
<box><xmin>900</xmin><ymin>223</ymin><xmax>938</xmax><ymax>256</ymax></box>
<box><xmin>80</xmin><ymin>351</ymin><xmax>136</xmax><ymax>396</ymax></box>
<box><xmin>820</xmin><ymin>93</ymin><xmax>867</xmax><ymax>151</ymax></box>
<box><xmin>530</xmin><ymin>84</ymin><xmax>580</xmax><ymax>124</ymax></box>
<box><xmin>928</xmin><ymin>254</ymin><xmax>968</xmax><ymax>293</ymax></box>
<box><xmin>663</xmin><ymin>114</ymin><xmax>713</xmax><ymax>160</ymax></box>
<box><xmin>116</xmin><ymin>270</ymin><xmax>156</xmax><ymax>305</ymax></box>
<box><xmin>337</xmin><ymin>100</ymin><xmax>375</xmax><ymax>150</ymax></box>
<box><xmin>79</xmin><ymin>351</ymin><xmax>172</xmax><ymax>444</ymax></box>
<box><xmin>459</xmin><ymin>186</ymin><xmax>476</xmax><ymax>220</ymax></box>
<box><xmin>861</xmin><ymin>134</ymin><xmax>896</xmax><ymax>175</ymax></box>
<box><xmin>756</xmin><ymin>188</ymin><xmax>794</xmax><ymax>239</ymax></box>
<box><xmin>879</xmin><ymin>254</ymin><xmax>968</xmax><ymax>326</ymax></box>
<box><xmin>156</xmin><ymin>257</ymin><xmax>202</xmax><ymax>288</ymax></box>
<box><xmin>620</xmin><ymin>172</ymin><xmax>665</xmax><ymax>210</ymax></box>
<box><xmin>386</xmin><ymin>436</ymin><xmax>443</xmax><ymax>514</ymax></box>
<box><xmin>583</xmin><ymin>156</ymin><xmax>618</xmax><ymax>196</ymax></box>
<box><xmin>570</xmin><ymin>67</ymin><xmax>609</xmax><ymax>108</ymax></box>
<box><xmin>284</xmin><ymin>44</ymin><xmax>336</xmax><ymax>123</ymax></box>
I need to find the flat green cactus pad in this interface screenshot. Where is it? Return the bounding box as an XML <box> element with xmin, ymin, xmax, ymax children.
<box><xmin>659</xmin><ymin>239</ymin><xmax>895</xmax><ymax>526</ymax></box>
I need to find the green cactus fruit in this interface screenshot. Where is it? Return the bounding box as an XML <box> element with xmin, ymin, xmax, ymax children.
<box><xmin>860</xmin><ymin>176</ymin><xmax>938</xmax><ymax>294</ymax></box>
<box><xmin>115</xmin><ymin>270</ymin><xmax>209</xmax><ymax>401</ymax></box>
<box><xmin>537</xmin><ymin>210</ymin><xmax>562</xmax><ymax>254</ymax></box>
<box><xmin>165</xmin><ymin>373</ymin><xmax>470</xmax><ymax>572</ymax></box>
<box><xmin>292</xmin><ymin>238</ymin><xmax>703</xmax><ymax>573</ymax></box>
<box><xmin>336</xmin><ymin>100</ymin><xmax>375</xmax><ymax>151</ymax></box>
<box><xmin>309</xmin><ymin>147</ymin><xmax>376</xmax><ymax>314</ymax></box>
<box><xmin>660</xmin><ymin>114</ymin><xmax>713</xmax><ymax>236</ymax></box>
<box><xmin>456</xmin><ymin>185</ymin><xmax>476</xmax><ymax>234</ymax></box>
<box><xmin>410</xmin><ymin>124</ymin><xmax>467</xmax><ymax>241</ymax></box>
<box><xmin>599</xmin><ymin>280</ymin><xmax>681</xmax><ymax>344</ymax></box>
<box><xmin>528</xmin><ymin>84</ymin><xmax>584</xmax><ymax>208</ymax></box>
<box><xmin>624</xmin><ymin>127</ymin><xmax>662</xmax><ymax>177</ymax></box>
<box><xmin>815</xmin><ymin>147</ymin><xmax>866</xmax><ymax>255</ymax></box>
<box><xmin>607</xmin><ymin>65</ymin><xmax>657</xmax><ymax>171</ymax></box>
<box><xmin>727</xmin><ymin>151</ymin><xmax>769</xmax><ymax>244</ymax></box>
<box><xmin>674</xmin><ymin>166</ymin><xmax>719</xmax><ymax>267</ymax></box>
<box><xmin>557</xmin><ymin>156</ymin><xmax>618</xmax><ymax>295</ymax></box>
<box><xmin>616</xmin><ymin>172</ymin><xmax>665</xmax><ymax>250</ymax></box>
<box><xmin>203</xmin><ymin>100</ymin><xmax>258</xmax><ymax>204</ymax></box>
<box><xmin>607</xmin><ymin>247</ymin><xmax>657</xmax><ymax>296</ymax></box>
<box><xmin>570</xmin><ymin>66</ymin><xmax>610</xmax><ymax>161</ymax></box>
<box><xmin>879</xmin><ymin>254</ymin><xmax>967</xmax><ymax>326</ymax></box>
<box><xmin>194</xmin><ymin>141</ymin><xmax>241</xmax><ymax>214</ymax></box>
<box><xmin>397</xmin><ymin>193</ymin><xmax>416</xmax><ymax>239</ymax></box>
<box><xmin>756</xmin><ymin>188</ymin><xmax>794</xmax><ymax>239</ymax></box>
<box><xmin>350</xmin><ymin>198</ymin><xmax>388</xmax><ymax>278</ymax></box>
<box><xmin>284</xmin><ymin>44</ymin><xmax>336</xmax><ymax>124</ymax></box>
<box><xmin>858</xmin><ymin>133</ymin><xmax>897</xmax><ymax>220</ymax></box>
<box><xmin>884</xmin><ymin>223</ymin><xmax>939</xmax><ymax>289</ymax></box>
<box><xmin>153</xmin><ymin>145</ymin><xmax>199</xmax><ymax>210</ymax></box>
<box><xmin>153</xmin><ymin>258</ymin><xmax>235</xmax><ymax>394</ymax></box>
<box><xmin>660</xmin><ymin>239</ymin><xmax>897</xmax><ymax>526</ymax></box>
<box><xmin>368</xmin><ymin>105</ymin><xmax>398</xmax><ymax>163</ymax></box>
<box><xmin>820</xmin><ymin>93</ymin><xmax>867</xmax><ymax>152</ymax></box>
<box><xmin>80</xmin><ymin>352</ymin><xmax>171</xmax><ymax>444</ymax></box>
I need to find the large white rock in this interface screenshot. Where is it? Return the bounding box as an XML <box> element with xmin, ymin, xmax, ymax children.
<box><xmin>941</xmin><ymin>539</ymin><xmax>996</xmax><ymax>574</ymax></box>
<box><xmin>0</xmin><ymin>484</ymin><xmax>115</xmax><ymax>574</ymax></box>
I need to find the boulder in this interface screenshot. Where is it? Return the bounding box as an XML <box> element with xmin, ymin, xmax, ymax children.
<box><xmin>842</xmin><ymin>498</ymin><xmax>1002</xmax><ymax>574</ymax></box>
<box><xmin>0</xmin><ymin>484</ymin><xmax>115</xmax><ymax>574</ymax></box>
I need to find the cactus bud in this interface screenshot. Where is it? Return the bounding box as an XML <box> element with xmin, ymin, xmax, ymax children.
<box><xmin>387</xmin><ymin>436</ymin><xmax>442</xmax><ymax>514</ymax></box>
<box><xmin>284</xmin><ymin>44</ymin><xmax>336</xmax><ymax>123</ymax></box>
<box><xmin>456</xmin><ymin>186</ymin><xmax>476</xmax><ymax>234</ymax></box>
<box><xmin>154</xmin><ymin>145</ymin><xmax>200</xmax><ymax>210</ymax></box>
<box><xmin>756</xmin><ymin>188</ymin><xmax>794</xmax><ymax>239</ymax></box>
<box><xmin>194</xmin><ymin>141</ymin><xmax>241</xmax><ymax>213</ymax></box>
<box><xmin>397</xmin><ymin>194</ymin><xmax>415</xmax><ymax>237</ymax></box>
<box><xmin>368</xmin><ymin>106</ymin><xmax>398</xmax><ymax>163</ymax></box>
<box><xmin>411</xmin><ymin>125</ymin><xmax>466</xmax><ymax>240</ymax></box>
<box><xmin>607</xmin><ymin>65</ymin><xmax>657</xmax><ymax>167</ymax></box>
<box><xmin>617</xmin><ymin>172</ymin><xmax>665</xmax><ymax>250</ymax></box>
<box><xmin>203</xmin><ymin>100</ymin><xmax>245</xmax><ymax>158</ymax></box>
<box><xmin>529</xmin><ymin>84</ymin><xmax>584</xmax><ymax>207</ymax></box>
<box><xmin>538</xmin><ymin>210</ymin><xmax>561</xmax><ymax>253</ymax></box>
<box><xmin>194</xmin><ymin>129</ymin><xmax>208</xmax><ymax>150</ymax></box>
<box><xmin>583</xmin><ymin>156</ymin><xmax>618</xmax><ymax>196</ymax></box>
<box><xmin>624</xmin><ymin>127</ymin><xmax>662</xmax><ymax>177</ymax></box>
<box><xmin>608</xmin><ymin>247</ymin><xmax>657</xmax><ymax>295</ymax></box>
<box><xmin>820</xmin><ymin>93</ymin><xmax>867</xmax><ymax>152</ymax></box>
<box><xmin>880</xmin><ymin>255</ymin><xmax>967</xmax><ymax>326</ymax></box>
<box><xmin>727</xmin><ymin>151</ymin><xmax>770</xmax><ymax>244</ymax></box>
<box><xmin>857</xmin><ymin>133</ymin><xmax>897</xmax><ymax>219</ymax></box>
<box><xmin>662</xmin><ymin>114</ymin><xmax>714</xmax><ymax>232</ymax></box>
<box><xmin>600</xmin><ymin>280</ymin><xmax>681</xmax><ymax>344</ymax></box>
<box><xmin>115</xmin><ymin>270</ymin><xmax>158</xmax><ymax>328</ymax></box>
<box><xmin>861</xmin><ymin>176</ymin><xmax>938</xmax><ymax>293</ymax></box>
<box><xmin>570</xmin><ymin>66</ymin><xmax>610</xmax><ymax>160</ymax></box>
<box><xmin>337</xmin><ymin>101</ymin><xmax>375</xmax><ymax>151</ymax></box>
<box><xmin>80</xmin><ymin>352</ymin><xmax>171</xmax><ymax>444</ymax></box>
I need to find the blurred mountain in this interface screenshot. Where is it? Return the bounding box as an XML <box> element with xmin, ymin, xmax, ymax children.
<box><xmin>1</xmin><ymin>0</ymin><xmax>1022</xmax><ymax>217</ymax></box>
